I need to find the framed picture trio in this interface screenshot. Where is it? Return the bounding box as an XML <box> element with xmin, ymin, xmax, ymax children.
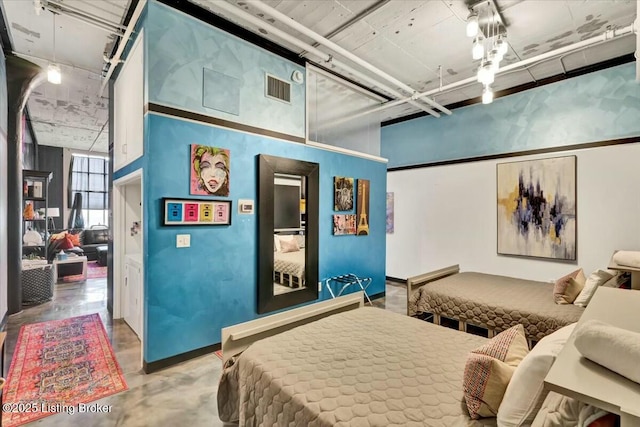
<box><xmin>163</xmin><ymin>198</ymin><xmax>232</xmax><ymax>226</ymax></box>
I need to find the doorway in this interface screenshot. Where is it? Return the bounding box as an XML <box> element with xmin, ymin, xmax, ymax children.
<box><xmin>113</xmin><ymin>169</ymin><xmax>144</xmax><ymax>366</ymax></box>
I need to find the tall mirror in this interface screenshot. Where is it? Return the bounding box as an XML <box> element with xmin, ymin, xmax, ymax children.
<box><xmin>258</xmin><ymin>154</ymin><xmax>319</xmax><ymax>314</ymax></box>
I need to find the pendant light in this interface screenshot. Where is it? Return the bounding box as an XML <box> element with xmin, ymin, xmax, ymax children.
<box><xmin>472</xmin><ymin>36</ymin><xmax>484</xmax><ymax>60</ymax></box>
<box><xmin>466</xmin><ymin>12</ymin><xmax>479</xmax><ymax>38</ymax></box>
<box><xmin>48</xmin><ymin>13</ymin><xmax>61</xmax><ymax>85</ymax></box>
<box><xmin>482</xmin><ymin>86</ymin><xmax>494</xmax><ymax>104</ymax></box>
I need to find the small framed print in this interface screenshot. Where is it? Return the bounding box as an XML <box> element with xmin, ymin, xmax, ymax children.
<box><xmin>163</xmin><ymin>198</ymin><xmax>232</xmax><ymax>226</ymax></box>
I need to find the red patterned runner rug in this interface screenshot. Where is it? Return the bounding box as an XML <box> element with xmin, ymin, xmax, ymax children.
<box><xmin>2</xmin><ymin>314</ymin><xmax>128</xmax><ymax>427</ymax></box>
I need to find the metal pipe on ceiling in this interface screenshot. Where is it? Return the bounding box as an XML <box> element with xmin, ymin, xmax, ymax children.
<box><xmin>43</xmin><ymin>6</ymin><xmax>124</xmax><ymax>37</ymax></box>
<box><xmin>245</xmin><ymin>0</ymin><xmax>452</xmax><ymax>116</ymax></box>
<box><xmin>330</xmin><ymin>23</ymin><xmax>637</xmax><ymax>126</ymax></box>
<box><xmin>46</xmin><ymin>0</ymin><xmax>128</xmax><ymax>31</ymax></box>
<box><xmin>99</xmin><ymin>0</ymin><xmax>147</xmax><ymax>97</ymax></box>
<box><xmin>210</xmin><ymin>0</ymin><xmax>440</xmax><ymax>117</ymax></box>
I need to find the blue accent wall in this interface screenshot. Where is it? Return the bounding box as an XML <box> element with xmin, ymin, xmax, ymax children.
<box><xmin>145</xmin><ymin>114</ymin><xmax>386</xmax><ymax>362</ymax></box>
<box><xmin>382</xmin><ymin>63</ymin><xmax>640</xmax><ymax>168</ymax></box>
<box><xmin>137</xmin><ymin>2</ymin><xmax>386</xmax><ymax>363</ymax></box>
<box><xmin>146</xmin><ymin>1</ymin><xmax>305</xmax><ymax>138</ymax></box>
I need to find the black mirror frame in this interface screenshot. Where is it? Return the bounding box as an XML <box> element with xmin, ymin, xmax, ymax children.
<box><xmin>257</xmin><ymin>154</ymin><xmax>319</xmax><ymax>314</ymax></box>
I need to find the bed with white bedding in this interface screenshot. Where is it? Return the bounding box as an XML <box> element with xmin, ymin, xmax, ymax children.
<box><xmin>274</xmin><ymin>248</ymin><xmax>305</xmax><ymax>287</ymax></box>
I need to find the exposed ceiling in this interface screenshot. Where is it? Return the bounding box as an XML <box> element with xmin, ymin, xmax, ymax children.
<box><xmin>1</xmin><ymin>0</ymin><xmax>637</xmax><ymax>153</ymax></box>
<box><xmin>2</xmin><ymin>0</ymin><xmax>130</xmax><ymax>153</ymax></box>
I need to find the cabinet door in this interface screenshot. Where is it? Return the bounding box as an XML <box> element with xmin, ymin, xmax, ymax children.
<box><xmin>126</xmin><ymin>33</ymin><xmax>144</xmax><ymax>164</ymax></box>
<box><xmin>124</xmin><ymin>261</ymin><xmax>141</xmax><ymax>338</ymax></box>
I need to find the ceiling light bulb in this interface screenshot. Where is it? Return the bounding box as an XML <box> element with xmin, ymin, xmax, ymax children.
<box><xmin>478</xmin><ymin>62</ymin><xmax>494</xmax><ymax>85</ymax></box>
<box><xmin>482</xmin><ymin>86</ymin><xmax>494</xmax><ymax>104</ymax></box>
<box><xmin>472</xmin><ymin>37</ymin><xmax>484</xmax><ymax>60</ymax></box>
<box><xmin>497</xmin><ymin>35</ymin><xmax>509</xmax><ymax>56</ymax></box>
<box><xmin>466</xmin><ymin>12</ymin><xmax>479</xmax><ymax>38</ymax></box>
<box><xmin>47</xmin><ymin>64</ymin><xmax>62</xmax><ymax>85</ymax></box>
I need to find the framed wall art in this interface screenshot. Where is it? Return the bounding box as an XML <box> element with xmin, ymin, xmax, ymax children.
<box><xmin>356</xmin><ymin>179</ymin><xmax>370</xmax><ymax>236</ymax></box>
<box><xmin>333</xmin><ymin>214</ymin><xmax>356</xmax><ymax>235</ymax></box>
<box><xmin>497</xmin><ymin>155</ymin><xmax>576</xmax><ymax>260</ymax></box>
<box><xmin>190</xmin><ymin>144</ymin><xmax>230</xmax><ymax>196</ymax></box>
<box><xmin>163</xmin><ymin>198</ymin><xmax>232</xmax><ymax>225</ymax></box>
<box><xmin>333</xmin><ymin>176</ymin><xmax>354</xmax><ymax>211</ymax></box>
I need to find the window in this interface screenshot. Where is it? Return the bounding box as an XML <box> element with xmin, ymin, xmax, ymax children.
<box><xmin>69</xmin><ymin>154</ymin><xmax>109</xmax><ymax>228</ymax></box>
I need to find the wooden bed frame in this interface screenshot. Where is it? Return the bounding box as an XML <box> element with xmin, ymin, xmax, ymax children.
<box><xmin>406</xmin><ymin>264</ymin><xmax>460</xmax><ymax>316</ymax></box>
<box><xmin>406</xmin><ymin>264</ymin><xmax>503</xmax><ymax>339</ymax></box>
<box><xmin>221</xmin><ymin>292</ymin><xmax>364</xmax><ymax>364</ymax></box>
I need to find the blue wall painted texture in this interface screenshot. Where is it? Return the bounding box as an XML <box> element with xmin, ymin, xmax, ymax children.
<box><xmin>145</xmin><ymin>114</ymin><xmax>386</xmax><ymax>362</ymax></box>
<box><xmin>146</xmin><ymin>1</ymin><xmax>305</xmax><ymax>138</ymax></box>
<box><xmin>382</xmin><ymin>63</ymin><xmax>640</xmax><ymax>168</ymax></box>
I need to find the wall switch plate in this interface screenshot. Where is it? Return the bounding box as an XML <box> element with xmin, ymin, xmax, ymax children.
<box><xmin>176</xmin><ymin>234</ymin><xmax>190</xmax><ymax>248</ymax></box>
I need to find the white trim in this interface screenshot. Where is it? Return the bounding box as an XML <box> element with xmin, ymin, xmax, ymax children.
<box><xmin>306</xmin><ymin>140</ymin><xmax>388</xmax><ymax>163</ymax></box>
<box><xmin>113</xmin><ymin>168</ymin><xmax>144</xmax><ymax>367</ymax></box>
<box><xmin>147</xmin><ymin>109</ymin><xmax>386</xmax><ymax>162</ymax></box>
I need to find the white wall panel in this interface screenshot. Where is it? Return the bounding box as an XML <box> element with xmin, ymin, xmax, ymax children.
<box><xmin>387</xmin><ymin>143</ymin><xmax>640</xmax><ymax>282</ymax></box>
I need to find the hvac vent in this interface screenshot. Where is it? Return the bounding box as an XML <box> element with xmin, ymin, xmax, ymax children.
<box><xmin>265</xmin><ymin>74</ymin><xmax>291</xmax><ymax>103</ymax></box>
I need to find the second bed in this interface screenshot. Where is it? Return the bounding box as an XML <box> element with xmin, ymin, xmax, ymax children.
<box><xmin>407</xmin><ymin>265</ymin><xmax>584</xmax><ymax>342</ymax></box>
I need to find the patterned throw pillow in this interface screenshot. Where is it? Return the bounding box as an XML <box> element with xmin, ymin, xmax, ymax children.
<box><xmin>553</xmin><ymin>269</ymin><xmax>586</xmax><ymax>304</ymax></box>
<box><xmin>463</xmin><ymin>324</ymin><xmax>529</xmax><ymax>419</ymax></box>
<box><xmin>68</xmin><ymin>232</ymin><xmax>81</xmax><ymax>247</ymax></box>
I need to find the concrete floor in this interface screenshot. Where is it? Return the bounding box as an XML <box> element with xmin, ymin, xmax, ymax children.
<box><xmin>4</xmin><ymin>275</ymin><xmax>406</xmax><ymax>426</ymax></box>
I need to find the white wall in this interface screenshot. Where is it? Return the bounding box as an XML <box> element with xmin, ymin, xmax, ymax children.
<box><xmin>387</xmin><ymin>143</ymin><xmax>640</xmax><ymax>282</ymax></box>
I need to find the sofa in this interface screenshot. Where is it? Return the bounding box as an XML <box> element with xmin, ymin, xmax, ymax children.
<box><xmin>48</xmin><ymin>226</ymin><xmax>110</xmax><ymax>262</ymax></box>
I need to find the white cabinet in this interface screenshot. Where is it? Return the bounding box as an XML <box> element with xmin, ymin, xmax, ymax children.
<box><xmin>114</xmin><ymin>31</ymin><xmax>144</xmax><ymax>170</ymax></box>
<box><xmin>124</xmin><ymin>255</ymin><xmax>142</xmax><ymax>339</ymax></box>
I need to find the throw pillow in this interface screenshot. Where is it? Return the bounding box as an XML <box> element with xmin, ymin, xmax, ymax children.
<box><xmin>497</xmin><ymin>323</ymin><xmax>577</xmax><ymax>427</ymax></box>
<box><xmin>50</xmin><ymin>231</ymin><xmax>67</xmax><ymax>241</ymax></box>
<box><xmin>68</xmin><ymin>232</ymin><xmax>81</xmax><ymax>247</ymax></box>
<box><xmin>279</xmin><ymin>238</ymin><xmax>300</xmax><ymax>253</ymax></box>
<box><xmin>463</xmin><ymin>324</ymin><xmax>529</xmax><ymax>419</ymax></box>
<box><xmin>58</xmin><ymin>234</ymin><xmax>75</xmax><ymax>250</ymax></box>
<box><xmin>573</xmin><ymin>270</ymin><xmax>614</xmax><ymax>307</ymax></box>
<box><xmin>553</xmin><ymin>269</ymin><xmax>585</xmax><ymax>304</ymax></box>
<box><xmin>273</xmin><ymin>235</ymin><xmax>282</xmax><ymax>252</ymax></box>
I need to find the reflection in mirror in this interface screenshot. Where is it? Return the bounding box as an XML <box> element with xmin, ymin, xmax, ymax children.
<box><xmin>258</xmin><ymin>155</ymin><xmax>319</xmax><ymax>314</ymax></box>
<box><xmin>273</xmin><ymin>174</ymin><xmax>306</xmax><ymax>296</ymax></box>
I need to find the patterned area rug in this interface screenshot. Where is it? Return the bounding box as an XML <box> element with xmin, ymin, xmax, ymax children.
<box><xmin>2</xmin><ymin>314</ymin><xmax>128</xmax><ymax>427</ymax></box>
<box><xmin>62</xmin><ymin>261</ymin><xmax>107</xmax><ymax>283</ymax></box>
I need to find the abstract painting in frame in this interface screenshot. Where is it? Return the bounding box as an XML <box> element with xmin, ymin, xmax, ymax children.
<box><xmin>497</xmin><ymin>155</ymin><xmax>576</xmax><ymax>260</ymax></box>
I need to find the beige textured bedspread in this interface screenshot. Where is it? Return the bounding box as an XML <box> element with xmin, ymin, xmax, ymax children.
<box><xmin>218</xmin><ymin>307</ymin><xmax>496</xmax><ymax>426</ymax></box>
<box><xmin>409</xmin><ymin>272</ymin><xmax>584</xmax><ymax>341</ymax></box>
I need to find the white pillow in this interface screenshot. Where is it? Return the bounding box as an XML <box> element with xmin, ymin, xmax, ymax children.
<box><xmin>573</xmin><ymin>269</ymin><xmax>613</xmax><ymax>307</ymax></box>
<box><xmin>274</xmin><ymin>235</ymin><xmax>281</xmax><ymax>252</ymax></box>
<box><xmin>497</xmin><ymin>323</ymin><xmax>577</xmax><ymax>427</ymax></box>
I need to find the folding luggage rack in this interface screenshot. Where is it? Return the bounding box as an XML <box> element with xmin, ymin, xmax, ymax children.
<box><xmin>324</xmin><ymin>273</ymin><xmax>373</xmax><ymax>306</ymax></box>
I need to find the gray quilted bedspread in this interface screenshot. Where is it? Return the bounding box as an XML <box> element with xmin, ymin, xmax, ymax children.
<box><xmin>218</xmin><ymin>307</ymin><xmax>497</xmax><ymax>427</ymax></box>
<box><xmin>408</xmin><ymin>272</ymin><xmax>584</xmax><ymax>341</ymax></box>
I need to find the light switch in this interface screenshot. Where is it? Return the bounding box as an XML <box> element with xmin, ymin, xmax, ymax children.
<box><xmin>176</xmin><ymin>234</ymin><xmax>191</xmax><ymax>248</ymax></box>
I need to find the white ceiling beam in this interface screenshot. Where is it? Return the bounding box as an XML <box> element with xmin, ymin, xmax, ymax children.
<box><xmin>210</xmin><ymin>0</ymin><xmax>440</xmax><ymax>117</ymax></box>
<box><xmin>331</xmin><ymin>23</ymin><xmax>637</xmax><ymax>126</ymax></box>
<box><xmin>245</xmin><ymin>0</ymin><xmax>452</xmax><ymax>116</ymax></box>
<box><xmin>99</xmin><ymin>0</ymin><xmax>147</xmax><ymax>96</ymax></box>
